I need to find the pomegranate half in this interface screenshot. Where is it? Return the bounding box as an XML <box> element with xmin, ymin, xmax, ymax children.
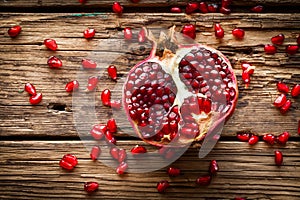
<box><xmin>122</xmin><ymin>26</ymin><xmax>238</xmax><ymax>147</ymax></box>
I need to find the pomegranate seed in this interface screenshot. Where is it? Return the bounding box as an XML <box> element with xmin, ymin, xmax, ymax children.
<box><xmin>276</xmin><ymin>81</ymin><xmax>289</xmax><ymax>93</ymax></box>
<box><xmin>59</xmin><ymin>154</ymin><xmax>78</xmax><ymax>170</ymax></box>
<box><xmin>196</xmin><ymin>175</ymin><xmax>211</xmax><ymax>186</ymax></box>
<box><xmin>116</xmin><ymin>162</ymin><xmax>128</xmax><ymax>174</ymax></box>
<box><xmin>280</xmin><ymin>99</ymin><xmax>291</xmax><ymax>114</ymax></box>
<box><xmin>131</xmin><ymin>0</ymin><xmax>140</xmax><ymax>3</ymax></box>
<box><xmin>298</xmin><ymin>120</ymin><xmax>300</xmax><ymax>135</ymax></box>
<box><xmin>101</xmin><ymin>89</ymin><xmax>111</xmax><ymax>106</ymax></box>
<box><xmin>131</xmin><ymin>145</ymin><xmax>147</xmax><ymax>154</ymax></box>
<box><xmin>105</xmin><ymin>130</ymin><xmax>116</xmax><ymax>145</ymax></box>
<box><xmin>251</xmin><ymin>5</ymin><xmax>263</xmax><ymax>13</ymax></box>
<box><xmin>112</xmin><ymin>2</ymin><xmax>123</xmax><ymax>15</ymax></box>
<box><xmin>44</xmin><ymin>39</ymin><xmax>58</xmax><ymax>51</ymax></box>
<box><xmin>199</xmin><ymin>2</ymin><xmax>208</xmax><ymax>13</ymax></box>
<box><xmin>286</xmin><ymin>45</ymin><xmax>299</xmax><ymax>55</ymax></box>
<box><xmin>29</xmin><ymin>93</ymin><xmax>42</xmax><ymax>105</ymax></box>
<box><xmin>182</xmin><ymin>24</ymin><xmax>196</xmax><ymax>39</ymax></box>
<box><xmin>274</xmin><ymin>150</ymin><xmax>283</xmax><ymax>166</ymax></box>
<box><xmin>207</xmin><ymin>4</ymin><xmax>218</xmax><ymax>12</ymax></box>
<box><xmin>214</xmin><ymin>23</ymin><xmax>224</xmax><ymax>39</ymax></box>
<box><xmin>82</xmin><ymin>58</ymin><xmax>97</xmax><ymax>69</ymax></box>
<box><xmin>262</xmin><ymin>133</ymin><xmax>276</xmax><ymax>145</ymax></box>
<box><xmin>47</xmin><ymin>56</ymin><xmax>62</xmax><ymax>68</ymax></box>
<box><xmin>107</xmin><ymin>65</ymin><xmax>117</xmax><ymax>81</ymax></box>
<box><xmin>185</xmin><ymin>2</ymin><xmax>199</xmax><ymax>14</ymax></box>
<box><xmin>273</xmin><ymin>94</ymin><xmax>287</xmax><ymax>108</ymax></box>
<box><xmin>138</xmin><ymin>28</ymin><xmax>146</xmax><ymax>43</ymax></box>
<box><xmin>157</xmin><ymin>180</ymin><xmax>169</xmax><ymax>193</ymax></box>
<box><xmin>242</xmin><ymin>71</ymin><xmax>251</xmax><ymax>87</ymax></box>
<box><xmin>248</xmin><ymin>135</ymin><xmax>259</xmax><ymax>145</ymax></box>
<box><xmin>221</xmin><ymin>0</ymin><xmax>232</xmax><ymax>8</ymax></box>
<box><xmin>271</xmin><ymin>34</ymin><xmax>285</xmax><ymax>45</ymax></box>
<box><xmin>264</xmin><ymin>44</ymin><xmax>277</xmax><ymax>54</ymax></box>
<box><xmin>84</xmin><ymin>182</ymin><xmax>99</xmax><ymax>193</ymax></box>
<box><xmin>118</xmin><ymin>149</ymin><xmax>127</xmax><ymax>163</ymax></box>
<box><xmin>170</xmin><ymin>7</ymin><xmax>182</xmax><ymax>13</ymax></box>
<box><xmin>297</xmin><ymin>35</ymin><xmax>300</xmax><ymax>45</ymax></box>
<box><xmin>276</xmin><ymin>131</ymin><xmax>290</xmax><ymax>145</ymax></box>
<box><xmin>65</xmin><ymin>80</ymin><xmax>79</xmax><ymax>93</ymax></box>
<box><xmin>232</xmin><ymin>28</ymin><xmax>245</xmax><ymax>39</ymax></box>
<box><xmin>107</xmin><ymin>118</ymin><xmax>117</xmax><ymax>133</ymax></box>
<box><xmin>167</xmin><ymin>167</ymin><xmax>181</xmax><ymax>177</ymax></box>
<box><xmin>123</xmin><ymin>27</ymin><xmax>132</xmax><ymax>41</ymax></box>
<box><xmin>90</xmin><ymin>124</ymin><xmax>106</xmax><ymax>140</ymax></box>
<box><xmin>110</xmin><ymin>100</ymin><xmax>121</xmax><ymax>109</ymax></box>
<box><xmin>291</xmin><ymin>84</ymin><xmax>300</xmax><ymax>97</ymax></box>
<box><xmin>86</xmin><ymin>76</ymin><xmax>99</xmax><ymax>91</ymax></box>
<box><xmin>24</xmin><ymin>83</ymin><xmax>36</xmax><ymax>96</ymax></box>
<box><xmin>90</xmin><ymin>146</ymin><xmax>101</xmax><ymax>160</ymax></box>
<box><xmin>219</xmin><ymin>7</ymin><xmax>231</xmax><ymax>14</ymax></box>
<box><xmin>241</xmin><ymin>63</ymin><xmax>255</xmax><ymax>75</ymax></box>
<box><xmin>209</xmin><ymin>160</ymin><xmax>219</xmax><ymax>174</ymax></box>
<box><xmin>83</xmin><ymin>28</ymin><xmax>95</xmax><ymax>39</ymax></box>
<box><xmin>8</xmin><ymin>25</ymin><xmax>21</xmax><ymax>37</ymax></box>
<box><xmin>110</xmin><ymin>147</ymin><xmax>120</xmax><ymax>160</ymax></box>
<box><xmin>237</xmin><ymin>132</ymin><xmax>251</xmax><ymax>142</ymax></box>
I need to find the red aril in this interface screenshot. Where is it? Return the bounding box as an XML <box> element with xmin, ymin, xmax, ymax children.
<box><xmin>110</xmin><ymin>147</ymin><xmax>126</xmax><ymax>162</ymax></box>
<box><xmin>209</xmin><ymin>160</ymin><xmax>219</xmax><ymax>174</ymax></box>
<box><xmin>110</xmin><ymin>100</ymin><xmax>121</xmax><ymax>109</ymax></box>
<box><xmin>221</xmin><ymin>0</ymin><xmax>232</xmax><ymax>8</ymax></box>
<box><xmin>29</xmin><ymin>93</ymin><xmax>42</xmax><ymax>105</ymax></box>
<box><xmin>276</xmin><ymin>81</ymin><xmax>289</xmax><ymax>93</ymax></box>
<box><xmin>237</xmin><ymin>132</ymin><xmax>251</xmax><ymax>142</ymax></box>
<box><xmin>170</xmin><ymin>7</ymin><xmax>182</xmax><ymax>13</ymax></box>
<box><xmin>273</xmin><ymin>94</ymin><xmax>287</xmax><ymax>108</ymax></box>
<box><xmin>232</xmin><ymin>28</ymin><xmax>245</xmax><ymax>39</ymax></box>
<box><xmin>86</xmin><ymin>76</ymin><xmax>99</xmax><ymax>91</ymax></box>
<box><xmin>214</xmin><ymin>23</ymin><xmax>224</xmax><ymax>39</ymax></box>
<box><xmin>90</xmin><ymin>146</ymin><xmax>101</xmax><ymax>160</ymax></box>
<box><xmin>280</xmin><ymin>99</ymin><xmax>291</xmax><ymax>114</ymax></box>
<box><xmin>90</xmin><ymin>124</ymin><xmax>106</xmax><ymax>140</ymax></box>
<box><xmin>84</xmin><ymin>182</ymin><xmax>99</xmax><ymax>193</ymax></box>
<box><xmin>219</xmin><ymin>7</ymin><xmax>231</xmax><ymax>14</ymax></box>
<box><xmin>286</xmin><ymin>45</ymin><xmax>299</xmax><ymax>55</ymax></box>
<box><xmin>44</xmin><ymin>39</ymin><xmax>58</xmax><ymax>51</ymax></box>
<box><xmin>110</xmin><ymin>147</ymin><xmax>120</xmax><ymax>160</ymax></box>
<box><xmin>105</xmin><ymin>130</ymin><xmax>116</xmax><ymax>145</ymax></box>
<box><xmin>298</xmin><ymin>120</ymin><xmax>300</xmax><ymax>135</ymax></box>
<box><xmin>116</xmin><ymin>162</ymin><xmax>128</xmax><ymax>174</ymax></box>
<box><xmin>157</xmin><ymin>180</ymin><xmax>169</xmax><ymax>193</ymax></box>
<box><xmin>274</xmin><ymin>150</ymin><xmax>283</xmax><ymax>166</ymax></box>
<box><xmin>196</xmin><ymin>175</ymin><xmax>211</xmax><ymax>186</ymax></box>
<box><xmin>182</xmin><ymin>24</ymin><xmax>196</xmax><ymax>39</ymax></box>
<box><xmin>47</xmin><ymin>56</ymin><xmax>62</xmax><ymax>68</ymax></box>
<box><xmin>207</xmin><ymin>4</ymin><xmax>218</xmax><ymax>12</ymax></box>
<box><xmin>65</xmin><ymin>80</ymin><xmax>79</xmax><ymax>93</ymax></box>
<box><xmin>8</xmin><ymin>25</ymin><xmax>21</xmax><ymax>37</ymax></box>
<box><xmin>24</xmin><ymin>83</ymin><xmax>36</xmax><ymax>96</ymax></box>
<box><xmin>262</xmin><ymin>133</ymin><xmax>276</xmax><ymax>145</ymax></box>
<box><xmin>251</xmin><ymin>5</ymin><xmax>263</xmax><ymax>13</ymax></box>
<box><xmin>248</xmin><ymin>135</ymin><xmax>259</xmax><ymax>145</ymax></box>
<box><xmin>199</xmin><ymin>2</ymin><xmax>208</xmax><ymax>13</ymax></box>
<box><xmin>271</xmin><ymin>34</ymin><xmax>285</xmax><ymax>45</ymax></box>
<box><xmin>107</xmin><ymin>65</ymin><xmax>117</xmax><ymax>81</ymax></box>
<box><xmin>138</xmin><ymin>28</ymin><xmax>146</xmax><ymax>43</ymax></box>
<box><xmin>112</xmin><ymin>2</ymin><xmax>123</xmax><ymax>15</ymax></box>
<box><xmin>82</xmin><ymin>58</ymin><xmax>97</xmax><ymax>69</ymax></box>
<box><xmin>107</xmin><ymin>118</ymin><xmax>117</xmax><ymax>133</ymax></box>
<box><xmin>59</xmin><ymin>154</ymin><xmax>78</xmax><ymax>170</ymax></box>
<box><xmin>123</xmin><ymin>27</ymin><xmax>132</xmax><ymax>41</ymax></box>
<box><xmin>167</xmin><ymin>167</ymin><xmax>181</xmax><ymax>177</ymax></box>
<box><xmin>83</xmin><ymin>28</ymin><xmax>95</xmax><ymax>39</ymax></box>
<box><xmin>131</xmin><ymin>145</ymin><xmax>147</xmax><ymax>154</ymax></box>
<box><xmin>118</xmin><ymin>149</ymin><xmax>127</xmax><ymax>163</ymax></box>
<box><xmin>242</xmin><ymin>71</ymin><xmax>251</xmax><ymax>88</ymax></box>
<box><xmin>241</xmin><ymin>63</ymin><xmax>255</xmax><ymax>75</ymax></box>
<box><xmin>101</xmin><ymin>89</ymin><xmax>111</xmax><ymax>106</ymax></box>
<box><xmin>185</xmin><ymin>2</ymin><xmax>199</xmax><ymax>14</ymax></box>
<box><xmin>264</xmin><ymin>44</ymin><xmax>277</xmax><ymax>54</ymax></box>
<box><xmin>276</xmin><ymin>131</ymin><xmax>290</xmax><ymax>145</ymax></box>
<box><xmin>291</xmin><ymin>84</ymin><xmax>300</xmax><ymax>97</ymax></box>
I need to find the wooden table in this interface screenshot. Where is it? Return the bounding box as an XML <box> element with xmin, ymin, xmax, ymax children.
<box><xmin>0</xmin><ymin>1</ymin><xmax>299</xmax><ymax>199</ymax></box>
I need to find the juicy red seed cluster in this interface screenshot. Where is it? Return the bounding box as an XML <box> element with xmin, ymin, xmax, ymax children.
<box><xmin>89</xmin><ymin>119</ymin><xmax>117</xmax><ymax>145</ymax></box>
<box><xmin>59</xmin><ymin>154</ymin><xmax>78</xmax><ymax>170</ymax></box>
<box><xmin>24</xmin><ymin>83</ymin><xmax>43</xmax><ymax>105</ymax></box>
<box><xmin>266</xmin><ymin>33</ymin><xmax>299</xmax><ymax>55</ymax></box>
<box><xmin>262</xmin><ymin>132</ymin><xmax>290</xmax><ymax>145</ymax></box>
<box><xmin>236</xmin><ymin>132</ymin><xmax>259</xmax><ymax>145</ymax></box>
<box><xmin>274</xmin><ymin>83</ymin><xmax>299</xmax><ymax>114</ymax></box>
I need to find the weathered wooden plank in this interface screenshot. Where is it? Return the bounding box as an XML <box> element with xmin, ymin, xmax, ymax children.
<box><xmin>0</xmin><ymin>140</ymin><xmax>299</xmax><ymax>199</ymax></box>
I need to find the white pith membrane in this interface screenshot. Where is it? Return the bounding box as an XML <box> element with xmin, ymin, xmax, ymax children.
<box><xmin>123</xmin><ymin>27</ymin><xmax>238</xmax><ymax>147</ymax></box>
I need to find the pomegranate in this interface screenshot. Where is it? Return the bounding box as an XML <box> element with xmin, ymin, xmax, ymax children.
<box><xmin>29</xmin><ymin>93</ymin><xmax>42</xmax><ymax>105</ymax></box>
<box><xmin>237</xmin><ymin>132</ymin><xmax>251</xmax><ymax>142</ymax></box>
<box><xmin>24</xmin><ymin>83</ymin><xmax>36</xmax><ymax>96</ymax></box>
<box><xmin>131</xmin><ymin>145</ymin><xmax>147</xmax><ymax>154</ymax></box>
<box><xmin>116</xmin><ymin>161</ymin><xmax>128</xmax><ymax>174</ymax></box>
<box><xmin>112</xmin><ymin>2</ymin><xmax>123</xmax><ymax>15</ymax></box>
<box><xmin>84</xmin><ymin>182</ymin><xmax>99</xmax><ymax>193</ymax></box>
<box><xmin>86</xmin><ymin>76</ymin><xmax>99</xmax><ymax>91</ymax></box>
<box><xmin>248</xmin><ymin>135</ymin><xmax>259</xmax><ymax>145</ymax></box>
<box><xmin>262</xmin><ymin>133</ymin><xmax>276</xmax><ymax>145</ymax></box>
<box><xmin>185</xmin><ymin>2</ymin><xmax>199</xmax><ymax>14</ymax></box>
<box><xmin>8</xmin><ymin>25</ymin><xmax>21</xmax><ymax>37</ymax></box>
<box><xmin>280</xmin><ymin>99</ymin><xmax>291</xmax><ymax>114</ymax></box>
<box><xmin>123</xmin><ymin>27</ymin><xmax>133</xmax><ymax>41</ymax></box>
<box><xmin>276</xmin><ymin>131</ymin><xmax>290</xmax><ymax>145</ymax></box>
<box><xmin>273</xmin><ymin>94</ymin><xmax>287</xmax><ymax>108</ymax></box>
<box><xmin>276</xmin><ymin>81</ymin><xmax>289</xmax><ymax>93</ymax></box>
<box><xmin>122</xmin><ymin>27</ymin><xmax>238</xmax><ymax>147</ymax></box>
<box><xmin>209</xmin><ymin>160</ymin><xmax>219</xmax><ymax>174</ymax></box>
<box><xmin>291</xmin><ymin>84</ymin><xmax>300</xmax><ymax>97</ymax></box>
<box><xmin>101</xmin><ymin>89</ymin><xmax>111</xmax><ymax>106</ymax></box>
<box><xmin>82</xmin><ymin>58</ymin><xmax>97</xmax><ymax>69</ymax></box>
<box><xmin>44</xmin><ymin>39</ymin><xmax>58</xmax><ymax>51</ymax></box>
<box><xmin>170</xmin><ymin>7</ymin><xmax>182</xmax><ymax>13</ymax></box>
<box><xmin>47</xmin><ymin>56</ymin><xmax>62</xmax><ymax>68</ymax></box>
<box><xmin>90</xmin><ymin>146</ymin><xmax>101</xmax><ymax>160</ymax></box>
<box><xmin>214</xmin><ymin>23</ymin><xmax>224</xmax><ymax>39</ymax></box>
<box><xmin>271</xmin><ymin>34</ymin><xmax>285</xmax><ymax>45</ymax></box>
<box><xmin>274</xmin><ymin>150</ymin><xmax>283</xmax><ymax>166</ymax></box>
<box><xmin>264</xmin><ymin>44</ymin><xmax>277</xmax><ymax>54</ymax></box>
<box><xmin>65</xmin><ymin>80</ymin><xmax>79</xmax><ymax>93</ymax></box>
<box><xmin>196</xmin><ymin>175</ymin><xmax>211</xmax><ymax>186</ymax></box>
<box><xmin>251</xmin><ymin>5</ymin><xmax>263</xmax><ymax>13</ymax></box>
<box><xmin>286</xmin><ymin>45</ymin><xmax>299</xmax><ymax>55</ymax></box>
<box><xmin>182</xmin><ymin>24</ymin><xmax>196</xmax><ymax>39</ymax></box>
<box><xmin>107</xmin><ymin>65</ymin><xmax>117</xmax><ymax>81</ymax></box>
<box><xmin>59</xmin><ymin>154</ymin><xmax>78</xmax><ymax>170</ymax></box>
<box><xmin>207</xmin><ymin>4</ymin><xmax>218</xmax><ymax>13</ymax></box>
<box><xmin>90</xmin><ymin>124</ymin><xmax>106</xmax><ymax>140</ymax></box>
<box><xmin>167</xmin><ymin>167</ymin><xmax>181</xmax><ymax>177</ymax></box>
<box><xmin>83</xmin><ymin>28</ymin><xmax>95</xmax><ymax>39</ymax></box>
<box><xmin>199</xmin><ymin>2</ymin><xmax>208</xmax><ymax>13</ymax></box>
<box><xmin>157</xmin><ymin>180</ymin><xmax>170</xmax><ymax>193</ymax></box>
<box><xmin>232</xmin><ymin>28</ymin><xmax>245</xmax><ymax>39</ymax></box>
<box><xmin>110</xmin><ymin>147</ymin><xmax>127</xmax><ymax>163</ymax></box>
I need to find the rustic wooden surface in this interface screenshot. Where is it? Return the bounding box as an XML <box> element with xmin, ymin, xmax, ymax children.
<box><xmin>0</xmin><ymin>1</ymin><xmax>300</xmax><ymax>199</ymax></box>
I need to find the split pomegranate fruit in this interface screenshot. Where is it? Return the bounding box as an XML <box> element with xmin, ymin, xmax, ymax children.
<box><xmin>122</xmin><ymin>27</ymin><xmax>238</xmax><ymax>147</ymax></box>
